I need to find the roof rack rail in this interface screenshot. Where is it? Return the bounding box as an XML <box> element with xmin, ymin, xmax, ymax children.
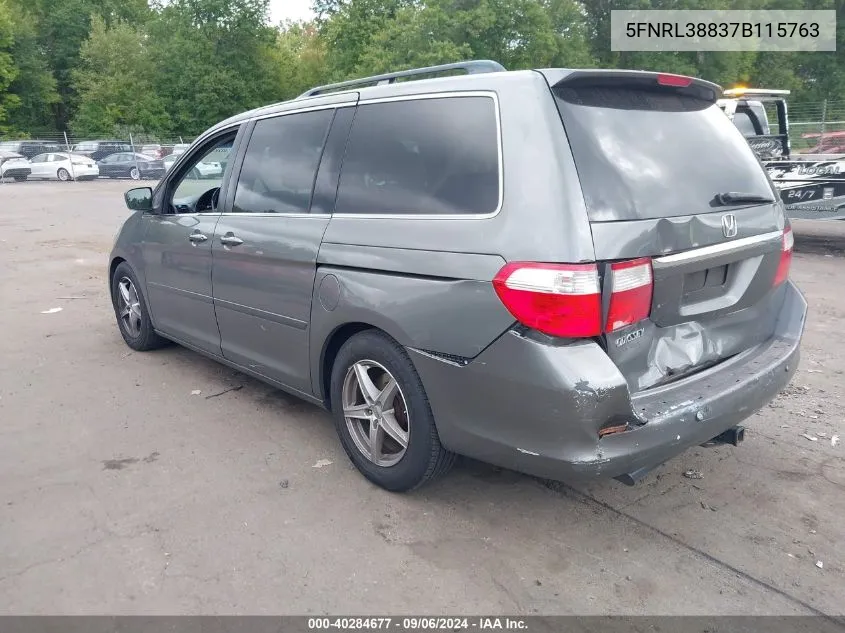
<box><xmin>297</xmin><ymin>60</ymin><xmax>506</xmax><ymax>99</ymax></box>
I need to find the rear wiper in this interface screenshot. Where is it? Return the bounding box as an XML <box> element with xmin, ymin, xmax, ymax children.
<box><xmin>715</xmin><ymin>192</ymin><xmax>775</xmax><ymax>206</ymax></box>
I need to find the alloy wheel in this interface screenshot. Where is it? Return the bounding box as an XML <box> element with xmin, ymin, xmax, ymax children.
<box><xmin>116</xmin><ymin>277</ymin><xmax>143</xmax><ymax>338</ymax></box>
<box><xmin>341</xmin><ymin>360</ymin><xmax>410</xmax><ymax>467</ymax></box>
<box><xmin>130</xmin><ymin>167</ymin><xmax>140</xmax><ymax>180</ymax></box>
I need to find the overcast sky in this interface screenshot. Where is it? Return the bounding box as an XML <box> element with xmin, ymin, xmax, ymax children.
<box><xmin>268</xmin><ymin>0</ymin><xmax>315</xmax><ymax>23</ymax></box>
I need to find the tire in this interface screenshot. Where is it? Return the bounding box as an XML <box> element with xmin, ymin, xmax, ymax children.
<box><xmin>110</xmin><ymin>262</ymin><xmax>168</xmax><ymax>351</ymax></box>
<box><xmin>130</xmin><ymin>167</ymin><xmax>140</xmax><ymax>180</ymax></box>
<box><xmin>330</xmin><ymin>330</ymin><xmax>455</xmax><ymax>491</ymax></box>
<box><xmin>57</xmin><ymin>168</ymin><xmax>70</xmax><ymax>181</ymax></box>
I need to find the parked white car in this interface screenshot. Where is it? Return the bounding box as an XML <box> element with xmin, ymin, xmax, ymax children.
<box><xmin>163</xmin><ymin>153</ymin><xmax>223</xmax><ymax>178</ymax></box>
<box><xmin>28</xmin><ymin>152</ymin><xmax>99</xmax><ymax>181</ymax></box>
<box><xmin>0</xmin><ymin>150</ymin><xmax>32</xmax><ymax>181</ymax></box>
<box><xmin>140</xmin><ymin>144</ymin><xmax>163</xmax><ymax>159</ymax></box>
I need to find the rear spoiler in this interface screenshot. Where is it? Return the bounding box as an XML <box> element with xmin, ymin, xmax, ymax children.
<box><xmin>538</xmin><ymin>69</ymin><xmax>720</xmax><ymax>103</ymax></box>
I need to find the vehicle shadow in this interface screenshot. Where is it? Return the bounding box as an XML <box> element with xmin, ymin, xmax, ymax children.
<box><xmin>791</xmin><ymin>219</ymin><xmax>845</xmax><ymax>257</ymax></box>
<box><xmin>793</xmin><ymin>231</ymin><xmax>845</xmax><ymax>257</ymax></box>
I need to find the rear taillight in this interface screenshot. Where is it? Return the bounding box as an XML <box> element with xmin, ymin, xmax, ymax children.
<box><xmin>606</xmin><ymin>258</ymin><xmax>653</xmax><ymax>332</ymax></box>
<box><xmin>493</xmin><ymin>258</ymin><xmax>654</xmax><ymax>338</ymax></box>
<box><xmin>774</xmin><ymin>226</ymin><xmax>794</xmax><ymax>286</ymax></box>
<box><xmin>493</xmin><ymin>263</ymin><xmax>602</xmax><ymax>337</ymax></box>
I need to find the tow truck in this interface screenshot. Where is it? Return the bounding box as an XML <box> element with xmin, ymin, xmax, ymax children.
<box><xmin>718</xmin><ymin>87</ymin><xmax>845</xmax><ymax>220</ymax></box>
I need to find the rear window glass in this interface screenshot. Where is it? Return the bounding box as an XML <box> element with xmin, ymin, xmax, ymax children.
<box><xmin>335</xmin><ymin>96</ymin><xmax>500</xmax><ymax>215</ymax></box>
<box><xmin>553</xmin><ymin>85</ymin><xmax>774</xmax><ymax>222</ymax></box>
<box><xmin>732</xmin><ymin>111</ymin><xmax>758</xmax><ymax>137</ymax></box>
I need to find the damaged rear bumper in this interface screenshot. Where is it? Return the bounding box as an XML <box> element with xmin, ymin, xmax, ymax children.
<box><xmin>409</xmin><ymin>281</ymin><xmax>807</xmax><ymax>483</ymax></box>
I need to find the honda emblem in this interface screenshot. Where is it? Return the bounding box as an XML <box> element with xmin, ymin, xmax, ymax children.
<box><xmin>721</xmin><ymin>213</ymin><xmax>738</xmax><ymax>238</ymax></box>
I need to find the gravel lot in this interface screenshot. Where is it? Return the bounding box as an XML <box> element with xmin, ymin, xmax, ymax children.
<box><xmin>0</xmin><ymin>180</ymin><xmax>843</xmax><ymax>615</ymax></box>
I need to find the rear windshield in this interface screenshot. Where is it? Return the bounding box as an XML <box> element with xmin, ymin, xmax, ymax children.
<box><xmin>733</xmin><ymin>111</ymin><xmax>759</xmax><ymax>137</ymax></box>
<box><xmin>553</xmin><ymin>85</ymin><xmax>774</xmax><ymax>222</ymax></box>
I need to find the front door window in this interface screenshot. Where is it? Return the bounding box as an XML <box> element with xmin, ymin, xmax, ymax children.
<box><xmin>169</xmin><ymin>136</ymin><xmax>235</xmax><ymax>214</ymax></box>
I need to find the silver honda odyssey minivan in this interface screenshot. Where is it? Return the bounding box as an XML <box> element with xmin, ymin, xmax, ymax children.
<box><xmin>109</xmin><ymin>61</ymin><xmax>807</xmax><ymax>491</ymax></box>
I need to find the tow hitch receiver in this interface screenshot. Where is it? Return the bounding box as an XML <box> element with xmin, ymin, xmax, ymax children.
<box><xmin>706</xmin><ymin>425</ymin><xmax>746</xmax><ymax>447</ymax></box>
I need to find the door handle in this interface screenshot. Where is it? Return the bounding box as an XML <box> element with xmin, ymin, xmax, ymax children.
<box><xmin>188</xmin><ymin>232</ymin><xmax>208</xmax><ymax>243</ymax></box>
<box><xmin>220</xmin><ymin>233</ymin><xmax>243</xmax><ymax>247</ymax></box>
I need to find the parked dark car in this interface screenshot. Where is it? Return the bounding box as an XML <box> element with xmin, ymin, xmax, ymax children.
<box><xmin>0</xmin><ymin>140</ymin><xmax>63</xmax><ymax>160</ymax></box>
<box><xmin>0</xmin><ymin>150</ymin><xmax>32</xmax><ymax>180</ymax></box>
<box><xmin>109</xmin><ymin>61</ymin><xmax>806</xmax><ymax>492</ymax></box>
<box><xmin>98</xmin><ymin>152</ymin><xmax>165</xmax><ymax>180</ymax></box>
<box><xmin>73</xmin><ymin>140</ymin><xmax>132</xmax><ymax>161</ymax></box>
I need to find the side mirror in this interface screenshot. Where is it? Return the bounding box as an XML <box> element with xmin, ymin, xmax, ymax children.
<box><xmin>125</xmin><ymin>186</ymin><xmax>153</xmax><ymax>212</ymax></box>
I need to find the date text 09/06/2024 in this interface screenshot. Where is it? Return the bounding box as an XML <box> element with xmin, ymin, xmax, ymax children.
<box><xmin>307</xmin><ymin>617</ymin><xmax>528</xmax><ymax>630</ymax></box>
<box><xmin>625</xmin><ymin>22</ymin><xmax>820</xmax><ymax>38</ymax></box>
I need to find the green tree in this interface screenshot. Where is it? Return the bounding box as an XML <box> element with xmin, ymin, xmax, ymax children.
<box><xmin>318</xmin><ymin>0</ymin><xmax>412</xmax><ymax>79</ymax></box>
<box><xmin>350</xmin><ymin>0</ymin><xmax>593</xmax><ymax>77</ymax></box>
<box><xmin>71</xmin><ymin>16</ymin><xmax>171</xmax><ymax>136</ymax></box>
<box><xmin>353</xmin><ymin>3</ymin><xmax>472</xmax><ymax>74</ymax></box>
<box><xmin>4</xmin><ymin>1</ymin><xmax>59</xmax><ymax>134</ymax></box>
<box><xmin>275</xmin><ymin>21</ymin><xmax>330</xmax><ymax>99</ymax></box>
<box><xmin>6</xmin><ymin>0</ymin><xmax>149</xmax><ymax>131</ymax></box>
<box><xmin>0</xmin><ymin>0</ymin><xmax>19</xmax><ymax>134</ymax></box>
<box><xmin>784</xmin><ymin>0</ymin><xmax>845</xmax><ymax>102</ymax></box>
<box><xmin>147</xmin><ymin>0</ymin><xmax>287</xmax><ymax>135</ymax></box>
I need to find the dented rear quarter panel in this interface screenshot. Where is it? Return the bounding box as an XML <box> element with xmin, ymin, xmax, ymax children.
<box><xmin>308</xmin><ymin>248</ymin><xmax>514</xmax><ymax>400</ymax></box>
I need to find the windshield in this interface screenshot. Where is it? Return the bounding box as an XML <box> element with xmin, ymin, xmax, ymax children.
<box><xmin>553</xmin><ymin>85</ymin><xmax>774</xmax><ymax>222</ymax></box>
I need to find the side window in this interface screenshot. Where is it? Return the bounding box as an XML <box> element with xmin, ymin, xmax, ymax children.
<box><xmin>233</xmin><ymin>109</ymin><xmax>333</xmax><ymax>214</ymax></box>
<box><xmin>335</xmin><ymin>96</ymin><xmax>500</xmax><ymax>216</ymax></box>
<box><xmin>30</xmin><ymin>154</ymin><xmax>46</xmax><ymax>163</ymax></box>
<box><xmin>170</xmin><ymin>132</ymin><xmax>237</xmax><ymax>213</ymax></box>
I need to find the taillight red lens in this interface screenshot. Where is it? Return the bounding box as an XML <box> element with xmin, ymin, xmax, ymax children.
<box><xmin>657</xmin><ymin>73</ymin><xmax>693</xmax><ymax>87</ymax></box>
<box><xmin>606</xmin><ymin>257</ymin><xmax>654</xmax><ymax>332</ymax></box>
<box><xmin>774</xmin><ymin>226</ymin><xmax>794</xmax><ymax>286</ymax></box>
<box><xmin>493</xmin><ymin>262</ymin><xmax>602</xmax><ymax>337</ymax></box>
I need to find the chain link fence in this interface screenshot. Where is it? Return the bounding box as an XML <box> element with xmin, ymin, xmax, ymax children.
<box><xmin>787</xmin><ymin>101</ymin><xmax>845</xmax><ymax>154</ymax></box>
<box><xmin>760</xmin><ymin>100</ymin><xmax>845</xmax><ymax>154</ymax></box>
